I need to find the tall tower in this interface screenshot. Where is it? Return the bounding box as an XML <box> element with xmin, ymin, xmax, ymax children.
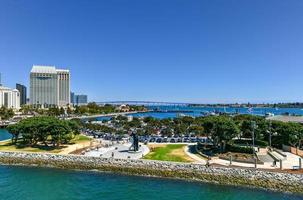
<box><xmin>30</xmin><ymin>65</ymin><xmax>70</xmax><ymax>108</ymax></box>
<box><xmin>16</xmin><ymin>83</ymin><xmax>27</xmax><ymax>106</ymax></box>
<box><xmin>30</xmin><ymin>66</ymin><xmax>58</xmax><ymax>108</ymax></box>
<box><xmin>56</xmin><ymin>69</ymin><xmax>70</xmax><ymax>107</ymax></box>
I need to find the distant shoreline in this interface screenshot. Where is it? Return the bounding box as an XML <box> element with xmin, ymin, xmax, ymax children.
<box><xmin>72</xmin><ymin>111</ymin><xmax>148</xmax><ymax>119</ymax></box>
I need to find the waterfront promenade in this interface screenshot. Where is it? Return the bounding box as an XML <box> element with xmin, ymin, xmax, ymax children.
<box><xmin>85</xmin><ymin>142</ymin><xmax>150</xmax><ymax>159</ymax></box>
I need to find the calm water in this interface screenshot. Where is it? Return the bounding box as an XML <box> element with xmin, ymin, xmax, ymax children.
<box><xmin>0</xmin><ymin>129</ymin><xmax>11</xmax><ymax>141</ymax></box>
<box><xmin>94</xmin><ymin>106</ymin><xmax>303</xmax><ymax>120</ymax></box>
<box><xmin>0</xmin><ymin>166</ymin><xmax>301</xmax><ymax>200</ymax></box>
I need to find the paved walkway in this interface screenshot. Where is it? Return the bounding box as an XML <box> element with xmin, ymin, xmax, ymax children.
<box><xmin>281</xmin><ymin>152</ymin><xmax>302</xmax><ymax>169</ymax></box>
<box><xmin>85</xmin><ymin>142</ymin><xmax>301</xmax><ymax>170</ymax></box>
<box><xmin>184</xmin><ymin>145</ymin><xmax>207</xmax><ymax>164</ymax></box>
<box><xmin>59</xmin><ymin>141</ymin><xmax>93</xmax><ymax>155</ymax></box>
<box><xmin>210</xmin><ymin>150</ymin><xmax>302</xmax><ymax>170</ymax></box>
<box><xmin>85</xmin><ymin>142</ymin><xmax>149</xmax><ymax>159</ymax></box>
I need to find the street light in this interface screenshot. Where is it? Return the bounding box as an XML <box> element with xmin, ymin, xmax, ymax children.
<box><xmin>251</xmin><ymin>121</ymin><xmax>257</xmax><ymax>154</ymax></box>
<box><xmin>268</xmin><ymin>121</ymin><xmax>272</xmax><ymax>147</ymax></box>
<box><xmin>267</xmin><ymin>121</ymin><xmax>277</xmax><ymax>148</ymax></box>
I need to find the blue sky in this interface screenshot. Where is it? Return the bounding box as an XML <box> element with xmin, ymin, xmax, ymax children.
<box><xmin>0</xmin><ymin>0</ymin><xmax>303</xmax><ymax>103</ymax></box>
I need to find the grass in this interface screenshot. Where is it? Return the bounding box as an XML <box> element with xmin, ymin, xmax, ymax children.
<box><xmin>0</xmin><ymin>140</ymin><xmax>63</xmax><ymax>153</ymax></box>
<box><xmin>0</xmin><ymin>134</ymin><xmax>91</xmax><ymax>153</ymax></box>
<box><xmin>144</xmin><ymin>144</ymin><xmax>193</xmax><ymax>163</ymax></box>
<box><xmin>188</xmin><ymin>145</ymin><xmax>208</xmax><ymax>160</ymax></box>
<box><xmin>71</xmin><ymin>134</ymin><xmax>92</xmax><ymax>144</ymax></box>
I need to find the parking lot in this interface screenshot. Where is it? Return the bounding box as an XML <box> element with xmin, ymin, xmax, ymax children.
<box><xmin>84</xmin><ymin>129</ymin><xmax>211</xmax><ymax>144</ymax></box>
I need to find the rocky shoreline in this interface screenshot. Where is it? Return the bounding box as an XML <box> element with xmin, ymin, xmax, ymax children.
<box><xmin>0</xmin><ymin>151</ymin><xmax>302</xmax><ymax>194</ymax></box>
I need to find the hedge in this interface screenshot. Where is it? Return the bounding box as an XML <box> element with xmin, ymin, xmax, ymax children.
<box><xmin>233</xmin><ymin>139</ymin><xmax>268</xmax><ymax>147</ymax></box>
<box><xmin>225</xmin><ymin>144</ymin><xmax>254</xmax><ymax>154</ymax></box>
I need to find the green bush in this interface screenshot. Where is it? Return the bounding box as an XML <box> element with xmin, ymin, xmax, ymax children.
<box><xmin>226</xmin><ymin>144</ymin><xmax>254</xmax><ymax>154</ymax></box>
<box><xmin>233</xmin><ymin>139</ymin><xmax>268</xmax><ymax>147</ymax></box>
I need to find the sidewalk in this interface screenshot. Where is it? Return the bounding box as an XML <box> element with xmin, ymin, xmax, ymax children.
<box><xmin>210</xmin><ymin>152</ymin><xmax>302</xmax><ymax>170</ymax></box>
<box><xmin>184</xmin><ymin>145</ymin><xmax>207</xmax><ymax>165</ymax></box>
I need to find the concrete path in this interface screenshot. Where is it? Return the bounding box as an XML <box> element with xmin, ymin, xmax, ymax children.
<box><xmin>280</xmin><ymin>152</ymin><xmax>302</xmax><ymax>169</ymax></box>
<box><xmin>85</xmin><ymin>142</ymin><xmax>149</xmax><ymax>159</ymax></box>
<box><xmin>84</xmin><ymin>141</ymin><xmax>301</xmax><ymax>170</ymax></box>
<box><xmin>184</xmin><ymin>145</ymin><xmax>207</xmax><ymax>165</ymax></box>
<box><xmin>210</xmin><ymin>151</ymin><xmax>302</xmax><ymax>170</ymax></box>
<box><xmin>258</xmin><ymin>154</ymin><xmax>274</xmax><ymax>163</ymax></box>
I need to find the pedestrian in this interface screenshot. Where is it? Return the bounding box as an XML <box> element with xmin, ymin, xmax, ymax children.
<box><xmin>206</xmin><ymin>160</ymin><xmax>210</xmax><ymax>168</ymax></box>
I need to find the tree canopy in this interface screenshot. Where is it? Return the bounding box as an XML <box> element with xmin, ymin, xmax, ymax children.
<box><xmin>0</xmin><ymin>106</ymin><xmax>14</xmax><ymax>120</ymax></box>
<box><xmin>7</xmin><ymin>116</ymin><xmax>80</xmax><ymax>147</ymax></box>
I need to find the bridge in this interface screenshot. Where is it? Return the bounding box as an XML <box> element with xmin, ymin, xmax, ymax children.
<box><xmin>96</xmin><ymin>101</ymin><xmax>190</xmax><ymax>106</ymax></box>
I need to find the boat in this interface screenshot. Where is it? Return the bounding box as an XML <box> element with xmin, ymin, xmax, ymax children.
<box><xmin>248</xmin><ymin>107</ymin><xmax>253</xmax><ymax>113</ymax></box>
<box><xmin>265</xmin><ymin>112</ymin><xmax>275</xmax><ymax>117</ymax></box>
<box><xmin>176</xmin><ymin>113</ymin><xmax>186</xmax><ymax>118</ymax></box>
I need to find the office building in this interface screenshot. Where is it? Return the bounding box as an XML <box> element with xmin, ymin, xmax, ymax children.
<box><xmin>30</xmin><ymin>65</ymin><xmax>70</xmax><ymax>108</ymax></box>
<box><xmin>0</xmin><ymin>86</ymin><xmax>20</xmax><ymax>110</ymax></box>
<box><xmin>75</xmin><ymin>94</ymin><xmax>88</xmax><ymax>106</ymax></box>
<box><xmin>16</xmin><ymin>83</ymin><xmax>27</xmax><ymax>105</ymax></box>
<box><xmin>70</xmin><ymin>92</ymin><xmax>75</xmax><ymax>105</ymax></box>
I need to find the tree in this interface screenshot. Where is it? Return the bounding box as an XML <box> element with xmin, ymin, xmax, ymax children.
<box><xmin>211</xmin><ymin>116</ymin><xmax>239</xmax><ymax>152</ymax></box>
<box><xmin>271</xmin><ymin>121</ymin><xmax>303</xmax><ymax>148</ymax></box>
<box><xmin>47</xmin><ymin>107</ymin><xmax>60</xmax><ymax>116</ymax></box>
<box><xmin>161</xmin><ymin>127</ymin><xmax>173</xmax><ymax>137</ymax></box>
<box><xmin>0</xmin><ymin>106</ymin><xmax>14</xmax><ymax>120</ymax></box>
<box><xmin>181</xmin><ymin>116</ymin><xmax>194</xmax><ymax>126</ymax></box>
<box><xmin>239</xmin><ymin>120</ymin><xmax>253</xmax><ymax>138</ymax></box>
<box><xmin>7</xmin><ymin>116</ymin><xmax>79</xmax><ymax>147</ymax></box>
<box><xmin>60</xmin><ymin>107</ymin><xmax>65</xmax><ymax>115</ymax></box>
<box><xmin>188</xmin><ymin>125</ymin><xmax>204</xmax><ymax>136</ymax></box>
<box><xmin>7</xmin><ymin>123</ymin><xmax>20</xmax><ymax>144</ymax></box>
<box><xmin>67</xmin><ymin>106</ymin><xmax>72</xmax><ymax>115</ymax></box>
<box><xmin>49</xmin><ymin>120</ymin><xmax>71</xmax><ymax>146</ymax></box>
<box><xmin>126</xmin><ymin>117</ymin><xmax>141</xmax><ymax>128</ymax></box>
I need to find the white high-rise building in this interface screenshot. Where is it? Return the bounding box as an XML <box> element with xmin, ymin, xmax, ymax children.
<box><xmin>30</xmin><ymin>65</ymin><xmax>70</xmax><ymax>108</ymax></box>
<box><xmin>57</xmin><ymin>69</ymin><xmax>70</xmax><ymax>107</ymax></box>
<box><xmin>0</xmin><ymin>86</ymin><xmax>20</xmax><ymax>110</ymax></box>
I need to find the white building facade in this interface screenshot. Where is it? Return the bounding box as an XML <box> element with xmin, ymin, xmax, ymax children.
<box><xmin>30</xmin><ymin>65</ymin><xmax>70</xmax><ymax>108</ymax></box>
<box><xmin>57</xmin><ymin>69</ymin><xmax>70</xmax><ymax>107</ymax></box>
<box><xmin>0</xmin><ymin>86</ymin><xmax>20</xmax><ymax>110</ymax></box>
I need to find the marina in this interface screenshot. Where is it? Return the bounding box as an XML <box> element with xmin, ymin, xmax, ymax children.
<box><xmin>91</xmin><ymin>105</ymin><xmax>303</xmax><ymax>121</ymax></box>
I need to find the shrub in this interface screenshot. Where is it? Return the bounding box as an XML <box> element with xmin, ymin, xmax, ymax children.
<box><xmin>225</xmin><ymin>144</ymin><xmax>254</xmax><ymax>154</ymax></box>
<box><xmin>233</xmin><ymin>139</ymin><xmax>268</xmax><ymax>147</ymax></box>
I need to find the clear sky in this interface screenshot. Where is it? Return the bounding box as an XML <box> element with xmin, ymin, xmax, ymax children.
<box><xmin>0</xmin><ymin>0</ymin><xmax>303</xmax><ymax>103</ymax></box>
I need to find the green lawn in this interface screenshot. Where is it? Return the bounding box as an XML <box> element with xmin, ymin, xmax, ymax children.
<box><xmin>144</xmin><ymin>144</ymin><xmax>193</xmax><ymax>163</ymax></box>
<box><xmin>0</xmin><ymin>134</ymin><xmax>91</xmax><ymax>153</ymax></box>
<box><xmin>72</xmin><ymin>134</ymin><xmax>92</xmax><ymax>143</ymax></box>
<box><xmin>0</xmin><ymin>140</ymin><xmax>63</xmax><ymax>153</ymax></box>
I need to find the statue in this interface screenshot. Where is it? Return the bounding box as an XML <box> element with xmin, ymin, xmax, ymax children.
<box><xmin>129</xmin><ymin>132</ymin><xmax>139</xmax><ymax>152</ymax></box>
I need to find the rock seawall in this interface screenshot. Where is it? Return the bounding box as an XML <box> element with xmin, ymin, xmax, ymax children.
<box><xmin>0</xmin><ymin>151</ymin><xmax>302</xmax><ymax>194</ymax></box>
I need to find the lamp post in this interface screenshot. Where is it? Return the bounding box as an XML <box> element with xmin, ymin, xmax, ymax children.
<box><xmin>267</xmin><ymin>121</ymin><xmax>277</xmax><ymax>149</ymax></box>
<box><xmin>268</xmin><ymin>121</ymin><xmax>272</xmax><ymax>148</ymax></box>
<box><xmin>251</xmin><ymin>121</ymin><xmax>256</xmax><ymax>154</ymax></box>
